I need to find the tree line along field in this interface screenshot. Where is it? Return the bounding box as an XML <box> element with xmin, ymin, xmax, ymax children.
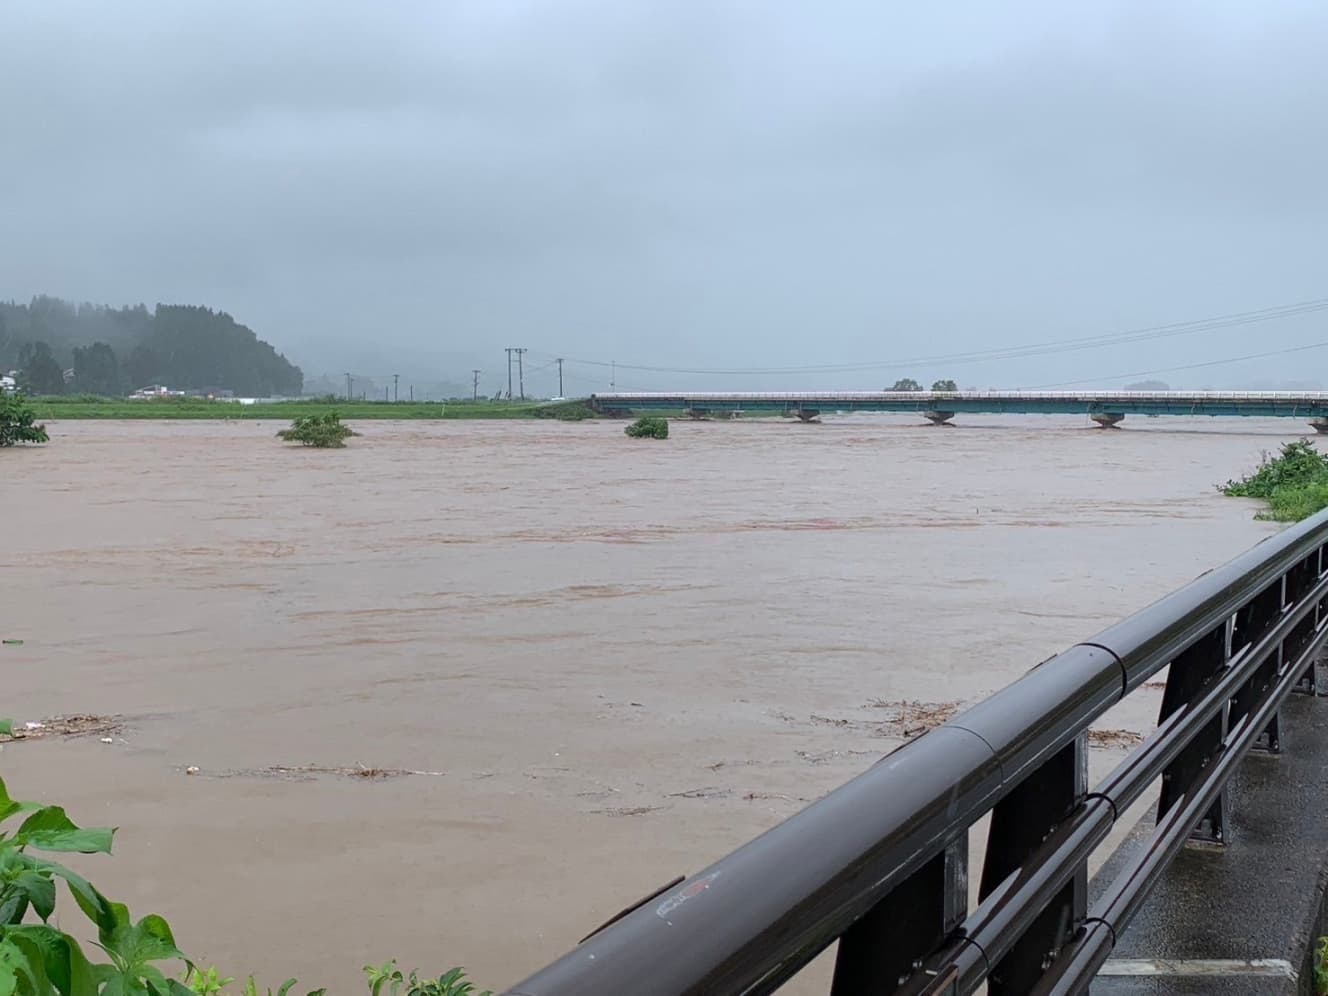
<box><xmin>22</xmin><ymin>397</ymin><xmax>596</xmax><ymax>420</ymax></box>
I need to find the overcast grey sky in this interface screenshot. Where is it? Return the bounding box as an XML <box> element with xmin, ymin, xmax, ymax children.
<box><xmin>3</xmin><ymin>0</ymin><xmax>1327</xmax><ymax>394</ymax></box>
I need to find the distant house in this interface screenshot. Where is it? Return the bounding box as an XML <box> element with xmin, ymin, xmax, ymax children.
<box><xmin>128</xmin><ymin>385</ymin><xmax>186</xmax><ymax>400</ymax></box>
<box><xmin>0</xmin><ymin>375</ymin><xmax>15</xmax><ymax>395</ymax></box>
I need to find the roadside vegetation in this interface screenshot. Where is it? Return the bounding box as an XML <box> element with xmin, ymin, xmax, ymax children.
<box><xmin>277</xmin><ymin>412</ymin><xmax>357</xmax><ymax>448</ymax></box>
<box><xmin>0</xmin><ymin>393</ymin><xmax>48</xmax><ymax>447</ymax></box>
<box><xmin>1221</xmin><ymin>439</ymin><xmax>1328</xmax><ymax>522</ymax></box>
<box><xmin>625</xmin><ymin>416</ymin><xmax>669</xmax><ymax>439</ymax></box>
<box><xmin>0</xmin><ymin>716</ymin><xmax>490</xmax><ymax>995</ymax></box>
<box><xmin>23</xmin><ymin>397</ymin><xmax>589</xmax><ymax>421</ymax></box>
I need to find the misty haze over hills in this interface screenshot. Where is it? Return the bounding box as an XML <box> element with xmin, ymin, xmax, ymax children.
<box><xmin>3</xmin><ymin>2</ymin><xmax>1327</xmax><ymax>395</ymax></box>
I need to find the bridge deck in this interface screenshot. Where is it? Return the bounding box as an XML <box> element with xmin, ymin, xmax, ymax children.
<box><xmin>591</xmin><ymin>390</ymin><xmax>1328</xmax><ymax>421</ymax></box>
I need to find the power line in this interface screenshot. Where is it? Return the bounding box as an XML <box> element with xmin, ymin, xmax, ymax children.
<box><xmin>1029</xmin><ymin>341</ymin><xmax>1328</xmax><ymax>389</ymax></box>
<box><xmin>529</xmin><ymin>296</ymin><xmax>1328</xmax><ymax>376</ymax></box>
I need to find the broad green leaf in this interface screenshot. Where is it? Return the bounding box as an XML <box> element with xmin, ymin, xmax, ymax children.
<box><xmin>38</xmin><ymin>862</ymin><xmax>116</xmax><ymax>931</ymax></box>
<box><xmin>0</xmin><ymin>958</ymin><xmax>17</xmax><ymax>996</ymax></box>
<box><xmin>0</xmin><ymin>891</ymin><xmax>29</xmax><ymax>925</ymax></box>
<box><xmin>0</xmin><ymin>935</ymin><xmax>46</xmax><ymax>996</ymax></box>
<box><xmin>0</xmin><ymin>777</ymin><xmax>36</xmax><ymax>827</ymax></box>
<box><xmin>90</xmin><ymin>964</ymin><xmax>119</xmax><ymax>989</ymax></box>
<box><xmin>98</xmin><ymin>910</ymin><xmax>186</xmax><ymax>984</ymax></box>
<box><xmin>0</xmin><ymin>850</ymin><xmax>31</xmax><ymax>876</ymax></box>
<box><xmin>0</xmin><ymin>722</ymin><xmax>12</xmax><ymax>737</ymax></box>
<box><xmin>21</xmin><ymin>829</ymin><xmax>115</xmax><ymax>855</ymax></box>
<box><xmin>5</xmin><ymin>926</ymin><xmax>78</xmax><ymax>996</ymax></box>
<box><xmin>16</xmin><ymin>809</ymin><xmax>115</xmax><ymax>855</ymax></box>
<box><xmin>15</xmin><ymin>870</ymin><xmax>56</xmax><ymax>920</ymax></box>
<box><xmin>5</xmin><ymin>927</ymin><xmax>101</xmax><ymax>996</ymax></box>
<box><xmin>135</xmin><ymin>916</ymin><xmax>179</xmax><ymax>953</ymax></box>
<box><xmin>138</xmin><ymin>964</ymin><xmax>169</xmax><ymax>991</ymax></box>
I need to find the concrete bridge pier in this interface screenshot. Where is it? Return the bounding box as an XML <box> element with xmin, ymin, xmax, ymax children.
<box><xmin>793</xmin><ymin>408</ymin><xmax>821</xmax><ymax>422</ymax></box>
<box><xmin>1092</xmin><ymin>412</ymin><xmax>1126</xmax><ymax>428</ymax></box>
<box><xmin>1309</xmin><ymin>418</ymin><xmax>1328</xmax><ymax>434</ymax></box>
<box><xmin>923</xmin><ymin>410</ymin><xmax>955</xmax><ymax>426</ymax></box>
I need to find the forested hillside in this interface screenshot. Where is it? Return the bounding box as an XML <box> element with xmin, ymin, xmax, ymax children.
<box><xmin>0</xmin><ymin>296</ymin><xmax>302</xmax><ymax>397</ymax></box>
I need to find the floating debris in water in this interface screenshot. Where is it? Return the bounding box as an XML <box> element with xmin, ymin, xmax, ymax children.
<box><xmin>1</xmin><ymin>715</ymin><xmax>122</xmax><ymax>742</ymax></box>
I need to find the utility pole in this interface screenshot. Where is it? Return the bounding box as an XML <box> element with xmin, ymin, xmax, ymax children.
<box><xmin>393</xmin><ymin>373</ymin><xmax>399</xmax><ymax>403</ymax></box>
<box><xmin>345</xmin><ymin>373</ymin><xmax>352</xmax><ymax>400</ymax></box>
<box><xmin>409</xmin><ymin>385</ymin><xmax>414</xmax><ymax>402</ymax></box>
<box><xmin>556</xmin><ymin>358</ymin><xmax>564</xmax><ymax>398</ymax></box>
<box><xmin>515</xmin><ymin>348</ymin><xmax>528</xmax><ymax>400</ymax></box>
<box><xmin>472</xmin><ymin>369</ymin><xmax>481</xmax><ymax>402</ymax></box>
<box><xmin>385</xmin><ymin>386</ymin><xmax>389</xmax><ymax>402</ymax></box>
<box><xmin>611</xmin><ymin>360</ymin><xmax>616</xmax><ymax>391</ymax></box>
<box><xmin>505</xmin><ymin>348</ymin><xmax>514</xmax><ymax>400</ymax></box>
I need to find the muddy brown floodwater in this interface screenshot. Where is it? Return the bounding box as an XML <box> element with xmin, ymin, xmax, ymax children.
<box><xmin>0</xmin><ymin>415</ymin><xmax>1293</xmax><ymax>991</ymax></box>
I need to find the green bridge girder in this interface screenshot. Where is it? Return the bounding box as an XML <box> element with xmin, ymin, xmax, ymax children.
<box><xmin>590</xmin><ymin>391</ymin><xmax>1328</xmax><ymax>426</ymax></box>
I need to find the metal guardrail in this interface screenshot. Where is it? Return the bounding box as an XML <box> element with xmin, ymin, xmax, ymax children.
<box><xmin>504</xmin><ymin>509</ymin><xmax>1328</xmax><ymax>996</ymax></box>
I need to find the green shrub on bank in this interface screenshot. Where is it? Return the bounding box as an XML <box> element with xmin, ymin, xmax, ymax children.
<box><xmin>1222</xmin><ymin>440</ymin><xmax>1328</xmax><ymax>498</ymax></box>
<box><xmin>1221</xmin><ymin>440</ymin><xmax>1328</xmax><ymax>521</ymax></box>
<box><xmin>277</xmin><ymin>412</ymin><xmax>357</xmax><ymax>448</ymax></box>
<box><xmin>625</xmin><ymin>416</ymin><xmax>668</xmax><ymax>439</ymax></box>
<box><xmin>1257</xmin><ymin>480</ymin><xmax>1328</xmax><ymax>522</ymax></box>
<box><xmin>0</xmin><ymin>393</ymin><xmax>48</xmax><ymax>446</ymax></box>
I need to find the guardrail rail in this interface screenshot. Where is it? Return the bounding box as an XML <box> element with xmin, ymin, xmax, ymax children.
<box><xmin>505</xmin><ymin>509</ymin><xmax>1328</xmax><ymax>996</ymax></box>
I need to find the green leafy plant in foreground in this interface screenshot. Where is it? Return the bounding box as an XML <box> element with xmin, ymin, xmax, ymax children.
<box><xmin>0</xmin><ymin>715</ymin><xmax>487</xmax><ymax>995</ymax></box>
<box><xmin>276</xmin><ymin>413</ymin><xmax>358</xmax><ymax>448</ymax></box>
<box><xmin>1315</xmin><ymin>935</ymin><xmax>1328</xmax><ymax>995</ymax></box>
<box><xmin>184</xmin><ymin>969</ymin><xmax>232</xmax><ymax>996</ymax></box>
<box><xmin>365</xmin><ymin>963</ymin><xmax>490</xmax><ymax>996</ymax></box>
<box><xmin>0</xmin><ymin>394</ymin><xmax>48</xmax><ymax>448</ymax></box>
<box><xmin>0</xmin><ymin>719</ymin><xmax>189</xmax><ymax>996</ymax></box>
<box><xmin>624</xmin><ymin>416</ymin><xmax>669</xmax><ymax>440</ymax></box>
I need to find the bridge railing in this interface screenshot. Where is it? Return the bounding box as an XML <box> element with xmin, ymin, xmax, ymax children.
<box><xmin>504</xmin><ymin>509</ymin><xmax>1328</xmax><ymax>996</ymax></box>
<box><xmin>593</xmin><ymin>390</ymin><xmax>1328</xmax><ymax>401</ymax></box>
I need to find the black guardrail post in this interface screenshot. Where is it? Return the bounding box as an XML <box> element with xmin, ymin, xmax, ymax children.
<box><xmin>1155</xmin><ymin>623</ymin><xmax>1229</xmax><ymax>843</ymax></box>
<box><xmin>1232</xmin><ymin>578</ymin><xmax>1286</xmax><ymax>754</ymax></box>
<box><xmin>979</xmin><ymin>734</ymin><xmax>1088</xmax><ymax>994</ymax></box>
<box><xmin>830</xmin><ymin>837</ymin><xmax>968</xmax><ymax>994</ymax></box>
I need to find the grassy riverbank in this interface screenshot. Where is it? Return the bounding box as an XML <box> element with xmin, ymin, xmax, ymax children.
<box><xmin>1223</xmin><ymin>440</ymin><xmax>1328</xmax><ymax>522</ymax></box>
<box><xmin>25</xmin><ymin>396</ymin><xmax>595</xmax><ymax>421</ymax></box>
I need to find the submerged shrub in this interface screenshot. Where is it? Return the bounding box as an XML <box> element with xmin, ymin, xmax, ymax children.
<box><xmin>277</xmin><ymin>412</ymin><xmax>358</xmax><ymax>448</ymax></box>
<box><xmin>625</xmin><ymin>416</ymin><xmax>669</xmax><ymax>439</ymax></box>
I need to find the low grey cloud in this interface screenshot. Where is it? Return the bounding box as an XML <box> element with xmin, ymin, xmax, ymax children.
<box><xmin>3</xmin><ymin>0</ymin><xmax>1327</xmax><ymax>394</ymax></box>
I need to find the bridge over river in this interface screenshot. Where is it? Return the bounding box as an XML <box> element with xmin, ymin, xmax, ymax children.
<box><xmin>590</xmin><ymin>390</ymin><xmax>1328</xmax><ymax>429</ymax></box>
